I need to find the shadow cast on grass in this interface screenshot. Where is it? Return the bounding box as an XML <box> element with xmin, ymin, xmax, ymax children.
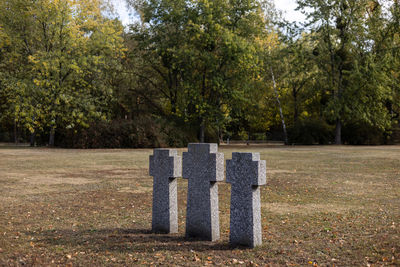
<box><xmin>26</xmin><ymin>228</ymin><xmax>233</xmax><ymax>253</ymax></box>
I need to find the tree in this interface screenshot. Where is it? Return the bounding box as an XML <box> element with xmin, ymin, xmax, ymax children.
<box><xmin>296</xmin><ymin>0</ymin><xmax>397</xmax><ymax>144</ymax></box>
<box><xmin>278</xmin><ymin>32</ymin><xmax>318</xmax><ymax>125</ymax></box>
<box><xmin>0</xmin><ymin>0</ymin><xmax>126</xmax><ymax>146</ymax></box>
<box><xmin>128</xmin><ymin>0</ymin><xmax>268</xmax><ymax>142</ymax></box>
<box><xmin>0</xmin><ymin>0</ymin><xmax>38</xmax><ymax>143</ymax></box>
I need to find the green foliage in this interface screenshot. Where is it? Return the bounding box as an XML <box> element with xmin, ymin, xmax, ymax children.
<box><xmin>128</xmin><ymin>0</ymin><xmax>269</xmax><ymax>141</ymax></box>
<box><xmin>342</xmin><ymin>122</ymin><xmax>386</xmax><ymax>145</ymax></box>
<box><xmin>288</xmin><ymin>118</ymin><xmax>334</xmax><ymax>145</ymax></box>
<box><xmin>1</xmin><ymin>0</ymin><xmax>400</xmax><ymax>146</ymax></box>
<box><xmin>57</xmin><ymin>116</ymin><xmax>194</xmax><ymax>148</ymax></box>
<box><xmin>282</xmin><ymin>0</ymin><xmax>400</xmax><ymax>144</ymax></box>
<box><xmin>0</xmin><ymin>0</ymin><xmax>125</xmax><ymax>145</ymax></box>
<box><xmin>57</xmin><ymin>118</ymin><xmax>161</xmax><ymax>148</ymax></box>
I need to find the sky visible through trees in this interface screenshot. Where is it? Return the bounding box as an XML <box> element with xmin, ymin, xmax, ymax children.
<box><xmin>111</xmin><ymin>0</ymin><xmax>307</xmax><ymax>25</ymax></box>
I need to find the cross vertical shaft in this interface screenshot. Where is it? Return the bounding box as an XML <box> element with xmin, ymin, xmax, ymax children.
<box><xmin>149</xmin><ymin>149</ymin><xmax>182</xmax><ymax>233</ymax></box>
<box><xmin>226</xmin><ymin>152</ymin><xmax>266</xmax><ymax>247</ymax></box>
<box><xmin>182</xmin><ymin>143</ymin><xmax>224</xmax><ymax>241</ymax></box>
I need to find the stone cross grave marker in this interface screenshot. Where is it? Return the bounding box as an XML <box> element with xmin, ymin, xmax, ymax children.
<box><xmin>182</xmin><ymin>143</ymin><xmax>224</xmax><ymax>241</ymax></box>
<box><xmin>226</xmin><ymin>152</ymin><xmax>266</xmax><ymax>247</ymax></box>
<box><xmin>149</xmin><ymin>149</ymin><xmax>182</xmax><ymax>233</ymax></box>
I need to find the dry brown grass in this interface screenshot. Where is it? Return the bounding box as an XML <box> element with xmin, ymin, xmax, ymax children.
<box><xmin>0</xmin><ymin>145</ymin><xmax>399</xmax><ymax>266</ymax></box>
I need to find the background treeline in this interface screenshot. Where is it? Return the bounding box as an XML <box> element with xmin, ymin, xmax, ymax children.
<box><xmin>0</xmin><ymin>0</ymin><xmax>399</xmax><ymax>147</ymax></box>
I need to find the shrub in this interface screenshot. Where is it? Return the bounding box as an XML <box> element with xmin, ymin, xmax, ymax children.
<box><xmin>288</xmin><ymin>118</ymin><xmax>334</xmax><ymax>145</ymax></box>
<box><xmin>56</xmin><ymin>116</ymin><xmax>197</xmax><ymax>148</ymax></box>
<box><xmin>342</xmin><ymin>123</ymin><xmax>386</xmax><ymax>145</ymax></box>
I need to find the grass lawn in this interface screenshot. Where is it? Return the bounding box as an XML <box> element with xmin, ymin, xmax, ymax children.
<box><xmin>0</xmin><ymin>145</ymin><xmax>399</xmax><ymax>266</ymax></box>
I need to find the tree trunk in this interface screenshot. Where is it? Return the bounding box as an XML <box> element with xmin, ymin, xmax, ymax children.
<box><xmin>335</xmin><ymin>64</ymin><xmax>343</xmax><ymax>145</ymax></box>
<box><xmin>335</xmin><ymin>119</ymin><xmax>342</xmax><ymax>145</ymax></box>
<box><xmin>217</xmin><ymin>123</ymin><xmax>220</xmax><ymax>145</ymax></box>
<box><xmin>30</xmin><ymin>130</ymin><xmax>36</xmax><ymax>147</ymax></box>
<box><xmin>270</xmin><ymin>67</ymin><xmax>288</xmax><ymax>145</ymax></box>
<box><xmin>199</xmin><ymin>118</ymin><xmax>205</xmax><ymax>143</ymax></box>
<box><xmin>49</xmin><ymin>127</ymin><xmax>55</xmax><ymax>147</ymax></box>
<box><xmin>293</xmin><ymin>89</ymin><xmax>298</xmax><ymax>124</ymax></box>
<box><xmin>171</xmin><ymin>98</ymin><xmax>176</xmax><ymax>114</ymax></box>
<box><xmin>14</xmin><ymin>119</ymin><xmax>18</xmax><ymax>144</ymax></box>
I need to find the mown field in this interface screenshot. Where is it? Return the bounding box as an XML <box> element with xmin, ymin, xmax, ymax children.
<box><xmin>0</xmin><ymin>145</ymin><xmax>399</xmax><ymax>266</ymax></box>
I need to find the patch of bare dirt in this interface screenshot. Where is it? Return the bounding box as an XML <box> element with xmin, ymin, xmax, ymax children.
<box><xmin>117</xmin><ymin>186</ymin><xmax>152</xmax><ymax>194</ymax></box>
<box><xmin>268</xmin><ymin>169</ymin><xmax>297</xmax><ymax>174</ymax></box>
<box><xmin>23</xmin><ymin>176</ymin><xmax>96</xmax><ymax>185</ymax></box>
<box><xmin>262</xmin><ymin>202</ymin><xmax>358</xmax><ymax>215</ymax></box>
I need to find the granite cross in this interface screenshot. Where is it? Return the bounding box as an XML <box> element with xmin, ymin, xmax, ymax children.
<box><xmin>226</xmin><ymin>152</ymin><xmax>266</xmax><ymax>247</ymax></box>
<box><xmin>149</xmin><ymin>149</ymin><xmax>182</xmax><ymax>233</ymax></box>
<box><xmin>182</xmin><ymin>143</ymin><xmax>224</xmax><ymax>241</ymax></box>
